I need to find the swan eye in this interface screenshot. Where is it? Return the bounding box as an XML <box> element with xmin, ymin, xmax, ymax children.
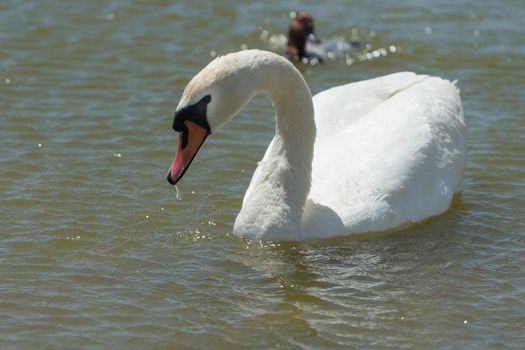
<box><xmin>173</xmin><ymin>95</ymin><xmax>212</xmax><ymax>133</ymax></box>
<box><xmin>201</xmin><ymin>94</ymin><xmax>212</xmax><ymax>104</ymax></box>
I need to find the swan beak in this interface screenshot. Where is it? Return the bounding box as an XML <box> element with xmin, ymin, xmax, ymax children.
<box><xmin>167</xmin><ymin>120</ymin><xmax>209</xmax><ymax>185</ymax></box>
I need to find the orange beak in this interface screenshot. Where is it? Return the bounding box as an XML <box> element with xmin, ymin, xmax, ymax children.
<box><xmin>167</xmin><ymin>120</ymin><xmax>209</xmax><ymax>185</ymax></box>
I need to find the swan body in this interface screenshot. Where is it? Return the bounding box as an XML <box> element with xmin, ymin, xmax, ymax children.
<box><xmin>167</xmin><ymin>50</ymin><xmax>465</xmax><ymax>241</ymax></box>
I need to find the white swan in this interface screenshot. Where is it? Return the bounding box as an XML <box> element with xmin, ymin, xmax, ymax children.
<box><xmin>167</xmin><ymin>50</ymin><xmax>465</xmax><ymax>240</ymax></box>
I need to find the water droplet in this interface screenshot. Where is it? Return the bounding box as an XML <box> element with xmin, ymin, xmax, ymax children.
<box><xmin>106</xmin><ymin>13</ymin><xmax>115</xmax><ymax>21</ymax></box>
<box><xmin>37</xmin><ymin>143</ymin><xmax>42</xmax><ymax>148</ymax></box>
<box><xmin>464</xmin><ymin>320</ymin><xmax>468</xmax><ymax>324</ymax></box>
<box><xmin>210</xmin><ymin>50</ymin><xmax>217</xmax><ymax>58</ymax></box>
<box><xmin>389</xmin><ymin>45</ymin><xmax>397</xmax><ymax>53</ymax></box>
<box><xmin>5</xmin><ymin>78</ymin><xmax>10</xmax><ymax>84</ymax></box>
<box><xmin>240</xmin><ymin>43</ymin><xmax>248</xmax><ymax>50</ymax></box>
<box><xmin>174</xmin><ymin>185</ymin><xmax>183</xmax><ymax>200</ymax></box>
<box><xmin>473</xmin><ymin>30</ymin><xmax>480</xmax><ymax>37</ymax></box>
<box><xmin>425</xmin><ymin>27</ymin><xmax>433</xmax><ymax>34</ymax></box>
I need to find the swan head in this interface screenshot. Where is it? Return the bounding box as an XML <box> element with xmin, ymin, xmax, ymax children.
<box><xmin>167</xmin><ymin>53</ymin><xmax>257</xmax><ymax>185</ymax></box>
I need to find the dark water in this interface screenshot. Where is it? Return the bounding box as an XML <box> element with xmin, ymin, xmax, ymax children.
<box><xmin>1</xmin><ymin>0</ymin><xmax>524</xmax><ymax>348</ymax></box>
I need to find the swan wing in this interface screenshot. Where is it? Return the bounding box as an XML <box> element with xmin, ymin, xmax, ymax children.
<box><xmin>307</xmin><ymin>72</ymin><xmax>465</xmax><ymax>235</ymax></box>
<box><xmin>313</xmin><ymin>72</ymin><xmax>428</xmax><ymax>137</ymax></box>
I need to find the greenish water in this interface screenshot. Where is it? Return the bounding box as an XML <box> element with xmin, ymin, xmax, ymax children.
<box><xmin>1</xmin><ymin>0</ymin><xmax>524</xmax><ymax>349</ymax></box>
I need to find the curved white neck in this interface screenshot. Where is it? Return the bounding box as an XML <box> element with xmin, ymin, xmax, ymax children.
<box><xmin>233</xmin><ymin>53</ymin><xmax>316</xmax><ymax>240</ymax></box>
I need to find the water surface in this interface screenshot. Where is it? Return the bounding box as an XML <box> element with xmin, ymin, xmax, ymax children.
<box><xmin>1</xmin><ymin>0</ymin><xmax>525</xmax><ymax>349</ymax></box>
